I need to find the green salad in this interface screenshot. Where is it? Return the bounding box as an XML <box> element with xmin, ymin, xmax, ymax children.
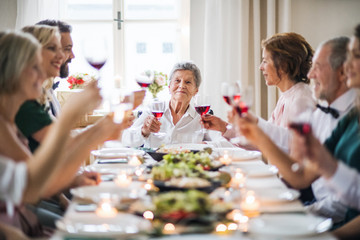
<box><xmin>154</xmin><ymin>190</ymin><xmax>212</xmax><ymax>220</ymax></box>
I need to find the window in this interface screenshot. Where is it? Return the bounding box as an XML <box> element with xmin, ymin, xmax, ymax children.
<box><xmin>59</xmin><ymin>0</ymin><xmax>189</xmax><ymax>91</ymax></box>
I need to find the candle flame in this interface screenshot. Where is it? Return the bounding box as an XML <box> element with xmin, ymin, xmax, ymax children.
<box><xmin>143</xmin><ymin>210</ymin><xmax>154</xmax><ymax>220</ymax></box>
<box><xmin>216</xmin><ymin>223</ymin><xmax>227</xmax><ymax>232</ymax></box>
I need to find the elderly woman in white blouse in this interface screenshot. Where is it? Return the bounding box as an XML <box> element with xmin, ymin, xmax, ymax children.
<box><xmin>122</xmin><ymin>61</ymin><xmax>213</xmax><ymax>148</ymax></box>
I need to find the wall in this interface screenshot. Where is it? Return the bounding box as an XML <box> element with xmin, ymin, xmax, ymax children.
<box><xmin>0</xmin><ymin>0</ymin><xmax>17</xmax><ymax>30</ymax></box>
<box><xmin>290</xmin><ymin>0</ymin><xmax>360</xmax><ymax>50</ymax></box>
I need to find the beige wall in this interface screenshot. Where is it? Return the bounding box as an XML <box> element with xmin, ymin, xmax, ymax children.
<box><xmin>290</xmin><ymin>0</ymin><xmax>360</xmax><ymax>50</ymax></box>
<box><xmin>0</xmin><ymin>0</ymin><xmax>17</xmax><ymax>30</ymax></box>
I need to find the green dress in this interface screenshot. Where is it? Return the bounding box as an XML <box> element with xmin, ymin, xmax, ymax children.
<box><xmin>324</xmin><ymin>108</ymin><xmax>360</xmax><ymax>225</ymax></box>
<box><xmin>15</xmin><ymin>100</ymin><xmax>53</xmax><ymax>152</ymax></box>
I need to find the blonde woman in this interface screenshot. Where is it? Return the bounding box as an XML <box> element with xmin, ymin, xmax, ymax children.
<box><xmin>0</xmin><ymin>31</ymin><xmax>105</xmax><ymax>237</ymax></box>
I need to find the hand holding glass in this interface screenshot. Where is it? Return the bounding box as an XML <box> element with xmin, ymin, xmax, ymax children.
<box><xmin>151</xmin><ymin>99</ymin><xmax>166</xmax><ymax>137</ymax></box>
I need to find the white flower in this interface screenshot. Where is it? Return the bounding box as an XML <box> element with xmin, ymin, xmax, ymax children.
<box><xmin>155</xmin><ymin>76</ymin><xmax>166</xmax><ymax>86</ymax></box>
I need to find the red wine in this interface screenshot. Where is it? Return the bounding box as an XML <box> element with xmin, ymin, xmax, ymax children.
<box><xmin>233</xmin><ymin>94</ymin><xmax>241</xmax><ymax>102</ymax></box>
<box><xmin>88</xmin><ymin>60</ymin><xmax>106</xmax><ymax>70</ymax></box>
<box><xmin>289</xmin><ymin>122</ymin><xmax>311</xmax><ymax>135</ymax></box>
<box><xmin>137</xmin><ymin>81</ymin><xmax>152</xmax><ymax>88</ymax></box>
<box><xmin>223</xmin><ymin>96</ymin><xmax>231</xmax><ymax>105</ymax></box>
<box><xmin>152</xmin><ymin>111</ymin><xmax>164</xmax><ymax>120</ymax></box>
<box><xmin>223</xmin><ymin>95</ymin><xmax>241</xmax><ymax>106</ymax></box>
<box><xmin>195</xmin><ymin>105</ymin><xmax>210</xmax><ymax>116</ymax></box>
<box><xmin>235</xmin><ymin>101</ymin><xmax>248</xmax><ymax>115</ymax></box>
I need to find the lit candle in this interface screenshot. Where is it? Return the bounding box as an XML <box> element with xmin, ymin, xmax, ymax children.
<box><xmin>95</xmin><ymin>200</ymin><xmax>118</xmax><ymax>218</ymax></box>
<box><xmin>219</xmin><ymin>151</ymin><xmax>232</xmax><ymax>165</ymax></box>
<box><xmin>144</xmin><ymin>179</ymin><xmax>155</xmax><ymax>191</ymax></box>
<box><xmin>143</xmin><ymin>210</ymin><xmax>154</xmax><ymax>220</ymax></box>
<box><xmin>230</xmin><ymin>169</ymin><xmax>246</xmax><ymax>188</ymax></box>
<box><xmin>128</xmin><ymin>155</ymin><xmax>142</xmax><ymax>166</ymax></box>
<box><xmin>163</xmin><ymin>223</ymin><xmax>176</xmax><ymax>234</ymax></box>
<box><xmin>240</xmin><ymin>190</ymin><xmax>260</xmax><ymax>217</ymax></box>
<box><xmin>135</xmin><ymin>167</ymin><xmax>145</xmax><ymax>181</ymax></box>
<box><xmin>215</xmin><ymin>223</ymin><xmax>227</xmax><ymax>233</ymax></box>
<box><xmin>227</xmin><ymin>223</ymin><xmax>238</xmax><ymax>231</ymax></box>
<box><xmin>114</xmin><ymin>171</ymin><xmax>132</xmax><ymax>188</ymax></box>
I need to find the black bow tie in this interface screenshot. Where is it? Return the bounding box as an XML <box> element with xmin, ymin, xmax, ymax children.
<box><xmin>52</xmin><ymin>81</ymin><xmax>60</xmax><ymax>90</ymax></box>
<box><xmin>316</xmin><ymin>104</ymin><xmax>339</xmax><ymax>118</ymax></box>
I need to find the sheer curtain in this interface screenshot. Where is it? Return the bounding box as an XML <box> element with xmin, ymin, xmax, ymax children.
<box><xmin>15</xmin><ymin>0</ymin><xmax>60</xmax><ymax>29</ymax></box>
<box><xmin>190</xmin><ymin>0</ymin><xmax>291</xmax><ymax>120</ymax></box>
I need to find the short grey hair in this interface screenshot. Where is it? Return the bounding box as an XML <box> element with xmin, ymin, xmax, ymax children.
<box><xmin>169</xmin><ymin>61</ymin><xmax>202</xmax><ymax>88</ymax></box>
<box><xmin>320</xmin><ymin>36</ymin><xmax>350</xmax><ymax>70</ymax></box>
<box><xmin>0</xmin><ymin>31</ymin><xmax>41</xmax><ymax>95</ymax></box>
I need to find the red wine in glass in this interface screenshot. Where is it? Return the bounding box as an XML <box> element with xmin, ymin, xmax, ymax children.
<box><xmin>233</xmin><ymin>94</ymin><xmax>241</xmax><ymax>102</ymax></box>
<box><xmin>223</xmin><ymin>96</ymin><xmax>231</xmax><ymax>105</ymax></box>
<box><xmin>88</xmin><ymin>60</ymin><xmax>106</xmax><ymax>70</ymax></box>
<box><xmin>195</xmin><ymin>105</ymin><xmax>210</xmax><ymax>116</ymax></box>
<box><xmin>137</xmin><ymin>81</ymin><xmax>152</xmax><ymax>88</ymax></box>
<box><xmin>152</xmin><ymin>111</ymin><xmax>164</xmax><ymax>120</ymax></box>
<box><xmin>223</xmin><ymin>94</ymin><xmax>241</xmax><ymax>105</ymax></box>
<box><xmin>235</xmin><ymin>101</ymin><xmax>249</xmax><ymax>116</ymax></box>
<box><xmin>289</xmin><ymin>122</ymin><xmax>311</xmax><ymax>135</ymax></box>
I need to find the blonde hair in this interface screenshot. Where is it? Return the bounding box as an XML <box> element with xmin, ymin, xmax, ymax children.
<box><xmin>0</xmin><ymin>31</ymin><xmax>41</xmax><ymax>95</ymax></box>
<box><xmin>22</xmin><ymin>25</ymin><xmax>61</xmax><ymax>104</ymax></box>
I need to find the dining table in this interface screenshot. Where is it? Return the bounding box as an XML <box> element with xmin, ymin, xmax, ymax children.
<box><xmin>50</xmin><ymin>141</ymin><xmax>338</xmax><ymax>240</ymax></box>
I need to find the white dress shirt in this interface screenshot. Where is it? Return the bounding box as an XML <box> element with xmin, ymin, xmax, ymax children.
<box><xmin>308</xmin><ymin>89</ymin><xmax>357</xmax><ymax>222</ymax></box>
<box><xmin>326</xmin><ymin>161</ymin><xmax>360</xmax><ymax>211</ymax></box>
<box><xmin>0</xmin><ymin>156</ymin><xmax>27</xmax><ymax>216</ymax></box>
<box><xmin>122</xmin><ymin>101</ymin><xmax>222</xmax><ymax>148</ymax></box>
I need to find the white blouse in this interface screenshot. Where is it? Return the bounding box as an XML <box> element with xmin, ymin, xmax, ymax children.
<box><xmin>122</xmin><ymin>101</ymin><xmax>218</xmax><ymax>148</ymax></box>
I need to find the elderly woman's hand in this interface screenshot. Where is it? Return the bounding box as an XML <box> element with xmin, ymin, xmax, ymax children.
<box><xmin>141</xmin><ymin>115</ymin><xmax>161</xmax><ymax>137</ymax></box>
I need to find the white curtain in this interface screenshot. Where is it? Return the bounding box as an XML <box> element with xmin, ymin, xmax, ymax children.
<box><xmin>15</xmin><ymin>0</ymin><xmax>60</xmax><ymax>30</ymax></box>
<box><xmin>190</xmin><ymin>0</ymin><xmax>291</xmax><ymax>120</ymax></box>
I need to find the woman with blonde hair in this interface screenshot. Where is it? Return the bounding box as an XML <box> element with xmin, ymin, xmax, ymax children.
<box><xmin>0</xmin><ymin>30</ymin><xmax>106</xmax><ymax>237</ymax></box>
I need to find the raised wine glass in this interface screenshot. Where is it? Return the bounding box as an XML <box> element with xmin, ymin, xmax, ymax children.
<box><xmin>135</xmin><ymin>71</ymin><xmax>154</xmax><ymax>109</ymax></box>
<box><xmin>83</xmin><ymin>36</ymin><xmax>107</xmax><ymax>80</ymax></box>
<box><xmin>221</xmin><ymin>82</ymin><xmax>241</xmax><ymax>106</ymax></box>
<box><xmin>287</xmin><ymin>97</ymin><xmax>315</xmax><ymax>172</ymax></box>
<box><xmin>231</xmin><ymin>85</ymin><xmax>253</xmax><ymax>144</ymax></box>
<box><xmin>151</xmin><ymin>99</ymin><xmax>166</xmax><ymax>137</ymax></box>
<box><xmin>194</xmin><ymin>94</ymin><xmax>211</xmax><ymax>134</ymax></box>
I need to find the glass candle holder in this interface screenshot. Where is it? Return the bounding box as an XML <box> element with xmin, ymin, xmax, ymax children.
<box><xmin>114</xmin><ymin>170</ymin><xmax>132</xmax><ymax>188</ymax></box>
<box><xmin>240</xmin><ymin>190</ymin><xmax>260</xmax><ymax>218</ymax></box>
<box><xmin>95</xmin><ymin>197</ymin><xmax>118</xmax><ymax>218</ymax></box>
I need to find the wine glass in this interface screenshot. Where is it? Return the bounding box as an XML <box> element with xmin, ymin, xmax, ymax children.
<box><xmin>83</xmin><ymin>36</ymin><xmax>107</xmax><ymax>77</ymax></box>
<box><xmin>230</xmin><ymin>85</ymin><xmax>253</xmax><ymax>144</ymax></box>
<box><xmin>135</xmin><ymin>71</ymin><xmax>154</xmax><ymax>109</ymax></box>
<box><xmin>194</xmin><ymin>94</ymin><xmax>211</xmax><ymax>134</ymax></box>
<box><xmin>151</xmin><ymin>99</ymin><xmax>166</xmax><ymax>137</ymax></box>
<box><xmin>83</xmin><ymin>36</ymin><xmax>108</xmax><ymax>99</ymax></box>
<box><xmin>221</xmin><ymin>82</ymin><xmax>241</xmax><ymax>106</ymax></box>
<box><xmin>288</xmin><ymin>98</ymin><xmax>315</xmax><ymax>172</ymax></box>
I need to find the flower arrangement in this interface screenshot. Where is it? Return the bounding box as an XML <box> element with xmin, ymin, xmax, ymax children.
<box><xmin>147</xmin><ymin>71</ymin><xmax>168</xmax><ymax>98</ymax></box>
<box><xmin>67</xmin><ymin>73</ymin><xmax>96</xmax><ymax>89</ymax></box>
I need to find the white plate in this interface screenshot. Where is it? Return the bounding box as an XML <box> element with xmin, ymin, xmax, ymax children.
<box><xmin>162</xmin><ymin>143</ymin><xmax>209</xmax><ymax>151</ymax></box>
<box><xmin>56</xmin><ymin>212</ymin><xmax>151</xmax><ymax>238</ymax></box>
<box><xmin>246</xmin><ymin>165</ymin><xmax>278</xmax><ymax>178</ymax></box>
<box><xmin>249</xmin><ymin>214</ymin><xmax>332</xmax><ymax>237</ymax></box>
<box><xmin>254</xmin><ymin>188</ymin><xmax>300</xmax><ymax>203</ymax></box>
<box><xmin>91</xmin><ymin>148</ymin><xmax>145</xmax><ymax>159</ymax></box>
<box><xmin>214</xmin><ymin>148</ymin><xmax>261</xmax><ymax>161</ymax></box>
<box><xmin>102</xmin><ymin>140</ymin><xmax>124</xmax><ymax>148</ymax></box>
<box><xmin>70</xmin><ymin>184</ymin><xmax>147</xmax><ymax>201</ymax></box>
